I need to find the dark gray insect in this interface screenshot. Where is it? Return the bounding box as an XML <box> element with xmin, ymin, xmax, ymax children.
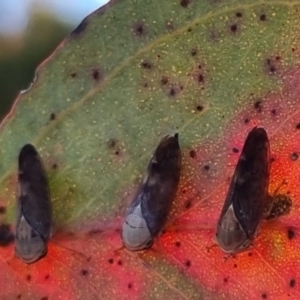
<box><xmin>15</xmin><ymin>144</ymin><xmax>52</xmax><ymax>263</ymax></box>
<box><xmin>121</xmin><ymin>134</ymin><xmax>181</xmax><ymax>251</ymax></box>
<box><xmin>215</xmin><ymin>127</ymin><xmax>270</xmax><ymax>254</ymax></box>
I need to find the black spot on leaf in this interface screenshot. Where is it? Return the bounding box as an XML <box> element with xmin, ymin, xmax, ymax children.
<box><xmin>108</xmin><ymin>258</ymin><xmax>114</xmax><ymax>264</ymax></box>
<box><xmin>81</xmin><ymin>269</ymin><xmax>88</xmax><ymax>276</ymax></box>
<box><xmin>244</xmin><ymin>118</ymin><xmax>250</xmax><ymax>124</ymax></box>
<box><xmin>115</xmin><ymin>150</ymin><xmax>120</xmax><ymax>156</ymax></box>
<box><xmin>189</xmin><ymin>150</ymin><xmax>196</xmax><ymax>158</ymax></box>
<box><xmin>197</xmin><ymin>74</ymin><xmax>204</xmax><ymax>83</ymax></box>
<box><xmin>290</xmin><ymin>279</ymin><xmax>296</xmax><ymax>288</ymax></box>
<box><xmin>266</xmin><ymin>59</ymin><xmax>276</xmax><ymax>73</ymax></box>
<box><xmin>161</xmin><ymin>76</ymin><xmax>169</xmax><ymax>85</ymax></box>
<box><xmin>0</xmin><ymin>206</ymin><xmax>6</xmax><ymax>214</ymax></box>
<box><xmin>287</xmin><ymin>228</ymin><xmax>295</xmax><ymax>240</ymax></box>
<box><xmin>108</xmin><ymin>139</ymin><xmax>117</xmax><ymax>148</ymax></box>
<box><xmin>70</xmin><ymin>72</ymin><xmax>77</xmax><ymax>78</ymax></box>
<box><xmin>290</xmin><ymin>152</ymin><xmax>299</xmax><ymax>161</ymax></box>
<box><xmin>180</xmin><ymin>0</ymin><xmax>191</xmax><ymax>8</ymax></box>
<box><xmin>141</xmin><ymin>61</ymin><xmax>152</xmax><ymax>69</ymax></box>
<box><xmin>254</xmin><ymin>101</ymin><xmax>262</xmax><ymax>112</ymax></box>
<box><xmin>236</xmin><ymin>12</ymin><xmax>243</xmax><ymax>18</ymax></box>
<box><xmin>185</xmin><ymin>260</ymin><xmax>191</xmax><ymax>267</ymax></box>
<box><xmin>203</xmin><ymin>165</ymin><xmax>210</xmax><ymax>171</ymax></box>
<box><xmin>92</xmin><ymin>69</ymin><xmax>101</xmax><ymax>81</ymax></box>
<box><xmin>191</xmin><ymin>48</ymin><xmax>197</xmax><ymax>56</ymax></box>
<box><xmin>185</xmin><ymin>200</ymin><xmax>192</xmax><ymax>209</ymax></box>
<box><xmin>196</xmin><ymin>105</ymin><xmax>204</xmax><ymax>111</ymax></box>
<box><xmin>175</xmin><ymin>241</ymin><xmax>181</xmax><ymax>247</ymax></box>
<box><xmin>71</xmin><ymin>18</ymin><xmax>88</xmax><ymax>37</ymax></box>
<box><xmin>133</xmin><ymin>21</ymin><xmax>146</xmax><ymax>36</ymax></box>
<box><xmin>260</xmin><ymin>14</ymin><xmax>267</xmax><ymax>21</ymax></box>
<box><xmin>50</xmin><ymin>113</ymin><xmax>56</xmax><ymax>121</ymax></box>
<box><xmin>0</xmin><ymin>224</ymin><xmax>14</xmax><ymax>246</ymax></box>
<box><xmin>230</xmin><ymin>24</ymin><xmax>238</xmax><ymax>32</ymax></box>
<box><xmin>169</xmin><ymin>88</ymin><xmax>176</xmax><ymax>97</ymax></box>
<box><xmin>52</xmin><ymin>163</ymin><xmax>58</xmax><ymax>170</ymax></box>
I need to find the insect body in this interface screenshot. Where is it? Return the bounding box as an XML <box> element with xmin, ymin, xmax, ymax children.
<box><xmin>15</xmin><ymin>144</ymin><xmax>52</xmax><ymax>263</ymax></box>
<box><xmin>215</xmin><ymin>127</ymin><xmax>270</xmax><ymax>254</ymax></box>
<box><xmin>122</xmin><ymin>134</ymin><xmax>181</xmax><ymax>251</ymax></box>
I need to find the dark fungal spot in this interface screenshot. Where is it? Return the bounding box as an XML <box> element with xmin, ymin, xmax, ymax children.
<box><xmin>81</xmin><ymin>269</ymin><xmax>88</xmax><ymax>276</ymax></box>
<box><xmin>169</xmin><ymin>88</ymin><xmax>176</xmax><ymax>97</ymax></box>
<box><xmin>266</xmin><ymin>58</ymin><xmax>276</xmax><ymax>73</ymax></box>
<box><xmin>117</xmin><ymin>260</ymin><xmax>123</xmax><ymax>266</ymax></box>
<box><xmin>175</xmin><ymin>241</ymin><xmax>181</xmax><ymax>248</ymax></box>
<box><xmin>133</xmin><ymin>22</ymin><xmax>146</xmax><ymax>37</ymax></box>
<box><xmin>108</xmin><ymin>138</ymin><xmax>117</xmax><ymax>148</ymax></box>
<box><xmin>198</xmin><ymin>74</ymin><xmax>204</xmax><ymax>83</ymax></box>
<box><xmin>71</xmin><ymin>18</ymin><xmax>88</xmax><ymax>37</ymax></box>
<box><xmin>143</xmin><ymin>83</ymin><xmax>148</xmax><ymax>88</ymax></box>
<box><xmin>244</xmin><ymin>118</ymin><xmax>249</xmax><ymax>124</ymax></box>
<box><xmin>203</xmin><ymin>165</ymin><xmax>210</xmax><ymax>171</ymax></box>
<box><xmin>108</xmin><ymin>258</ymin><xmax>114</xmax><ymax>264</ymax></box>
<box><xmin>187</xmin><ymin>27</ymin><xmax>192</xmax><ymax>32</ymax></box>
<box><xmin>0</xmin><ymin>224</ymin><xmax>14</xmax><ymax>246</ymax></box>
<box><xmin>128</xmin><ymin>283</ymin><xmax>132</xmax><ymax>289</ymax></box>
<box><xmin>115</xmin><ymin>150</ymin><xmax>120</xmax><ymax>156</ymax></box>
<box><xmin>232</xmin><ymin>148</ymin><xmax>239</xmax><ymax>153</ymax></box>
<box><xmin>236</xmin><ymin>12</ymin><xmax>243</xmax><ymax>18</ymax></box>
<box><xmin>287</xmin><ymin>228</ymin><xmax>295</xmax><ymax>240</ymax></box>
<box><xmin>141</xmin><ymin>61</ymin><xmax>152</xmax><ymax>69</ymax></box>
<box><xmin>0</xmin><ymin>206</ymin><xmax>6</xmax><ymax>214</ymax></box>
<box><xmin>44</xmin><ymin>274</ymin><xmax>50</xmax><ymax>280</ymax></box>
<box><xmin>196</xmin><ymin>105</ymin><xmax>204</xmax><ymax>111</ymax></box>
<box><xmin>185</xmin><ymin>200</ymin><xmax>192</xmax><ymax>209</ymax></box>
<box><xmin>290</xmin><ymin>279</ymin><xmax>296</xmax><ymax>288</ymax></box>
<box><xmin>254</xmin><ymin>100</ymin><xmax>262</xmax><ymax>112</ymax></box>
<box><xmin>296</xmin><ymin>122</ymin><xmax>300</xmax><ymax>129</ymax></box>
<box><xmin>161</xmin><ymin>76</ymin><xmax>168</xmax><ymax>85</ymax></box>
<box><xmin>52</xmin><ymin>163</ymin><xmax>58</xmax><ymax>170</ymax></box>
<box><xmin>50</xmin><ymin>113</ymin><xmax>56</xmax><ymax>121</ymax></box>
<box><xmin>92</xmin><ymin>69</ymin><xmax>101</xmax><ymax>81</ymax></box>
<box><xmin>180</xmin><ymin>0</ymin><xmax>191</xmax><ymax>8</ymax></box>
<box><xmin>230</xmin><ymin>24</ymin><xmax>238</xmax><ymax>32</ymax></box>
<box><xmin>70</xmin><ymin>72</ymin><xmax>77</xmax><ymax>78</ymax></box>
<box><xmin>191</xmin><ymin>48</ymin><xmax>197</xmax><ymax>56</ymax></box>
<box><xmin>290</xmin><ymin>152</ymin><xmax>299</xmax><ymax>161</ymax></box>
<box><xmin>26</xmin><ymin>274</ymin><xmax>32</xmax><ymax>282</ymax></box>
<box><xmin>185</xmin><ymin>260</ymin><xmax>191</xmax><ymax>267</ymax></box>
<box><xmin>189</xmin><ymin>150</ymin><xmax>196</xmax><ymax>158</ymax></box>
<box><xmin>261</xmin><ymin>293</ymin><xmax>268</xmax><ymax>299</ymax></box>
<box><xmin>260</xmin><ymin>14</ymin><xmax>267</xmax><ymax>21</ymax></box>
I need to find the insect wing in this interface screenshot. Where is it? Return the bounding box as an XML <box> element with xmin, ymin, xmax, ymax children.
<box><xmin>140</xmin><ymin>134</ymin><xmax>181</xmax><ymax>236</ymax></box>
<box><xmin>15</xmin><ymin>144</ymin><xmax>52</xmax><ymax>262</ymax></box>
<box><xmin>218</xmin><ymin>127</ymin><xmax>270</xmax><ymax>239</ymax></box>
<box><xmin>122</xmin><ymin>134</ymin><xmax>181</xmax><ymax>250</ymax></box>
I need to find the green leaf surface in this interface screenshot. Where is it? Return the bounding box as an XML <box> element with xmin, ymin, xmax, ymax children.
<box><xmin>0</xmin><ymin>0</ymin><xmax>300</xmax><ymax>299</ymax></box>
